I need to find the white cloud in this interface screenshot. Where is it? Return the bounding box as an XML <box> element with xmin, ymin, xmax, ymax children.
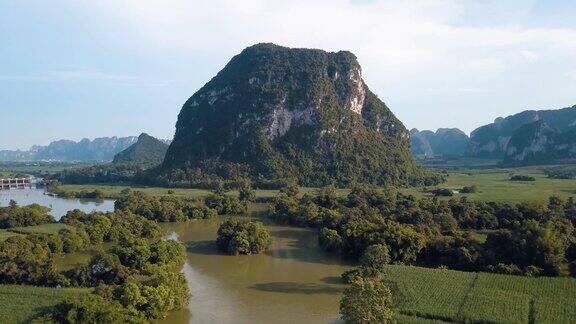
<box><xmin>64</xmin><ymin>0</ymin><xmax>576</xmax><ymax>132</ymax></box>
<box><xmin>520</xmin><ymin>50</ymin><xmax>539</xmax><ymax>62</ymax></box>
<box><xmin>567</xmin><ymin>70</ymin><xmax>576</xmax><ymax>80</ymax></box>
<box><xmin>82</xmin><ymin>0</ymin><xmax>576</xmax><ymax>76</ymax></box>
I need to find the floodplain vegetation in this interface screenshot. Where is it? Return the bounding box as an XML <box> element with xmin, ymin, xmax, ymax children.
<box><xmin>269</xmin><ymin>184</ymin><xmax>576</xmax><ymax>323</ymax></box>
<box><xmin>2</xmin><ymin>171</ymin><xmax>576</xmax><ymax>323</ymax></box>
<box><xmin>0</xmin><ymin>198</ymin><xmax>192</xmax><ymax>323</ymax></box>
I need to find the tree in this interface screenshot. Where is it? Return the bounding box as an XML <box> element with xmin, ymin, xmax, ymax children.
<box><xmin>319</xmin><ymin>228</ymin><xmax>342</xmax><ymax>252</ymax></box>
<box><xmin>42</xmin><ymin>295</ymin><xmax>144</xmax><ymax>323</ymax></box>
<box><xmin>569</xmin><ymin>261</ymin><xmax>576</xmax><ymax>278</ymax></box>
<box><xmin>216</xmin><ymin>220</ymin><xmax>271</xmax><ymax>255</ymax></box>
<box><xmin>340</xmin><ymin>277</ymin><xmax>394</xmax><ymax>324</ymax></box>
<box><xmin>360</xmin><ymin>244</ymin><xmax>390</xmax><ymax>270</ymax></box>
<box><xmin>238</xmin><ymin>182</ymin><xmax>256</xmax><ymax>203</ymax></box>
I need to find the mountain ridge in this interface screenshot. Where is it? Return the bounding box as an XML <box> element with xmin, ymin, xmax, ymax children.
<box><xmin>410</xmin><ymin>128</ymin><xmax>469</xmax><ymax>158</ymax></box>
<box><xmin>467</xmin><ymin>104</ymin><xmax>576</xmax><ymax>159</ymax></box>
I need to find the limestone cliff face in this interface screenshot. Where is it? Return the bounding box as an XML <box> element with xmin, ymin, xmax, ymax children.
<box><xmin>161</xmin><ymin>43</ymin><xmax>421</xmax><ymax>186</ymax></box>
<box><xmin>467</xmin><ymin>105</ymin><xmax>576</xmax><ymax>160</ymax></box>
<box><xmin>410</xmin><ymin>128</ymin><xmax>469</xmax><ymax>158</ymax></box>
<box><xmin>504</xmin><ymin>121</ymin><xmax>576</xmax><ymax>164</ymax></box>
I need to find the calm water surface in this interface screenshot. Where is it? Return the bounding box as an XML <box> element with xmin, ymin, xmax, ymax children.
<box><xmin>161</xmin><ymin>216</ymin><xmax>352</xmax><ymax>324</ymax></box>
<box><xmin>0</xmin><ymin>188</ymin><xmax>115</xmax><ymax>220</ymax></box>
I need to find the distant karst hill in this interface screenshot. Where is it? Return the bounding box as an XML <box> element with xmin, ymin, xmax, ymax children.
<box><xmin>0</xmin><ymin>136</ymin><xmax>137</xmax><ymax>162</ymax></box>
<box><xmin>159</xmin><ymin>43</ymin><xmax>429</xmax><ymax>186</ymax></box>
<box><xmin>466</xmin><ymin>105</ymin><xmax>576</xmax><ymax>164</ymax></box>
<box><xmin>113</xmin><ymin>133</ymin><xmax>170</xmax><ymax>164</ymax></box>
<box><xmin>410</xmin><ymin>128</ymin><xmax>469</xmax><ymax>158</ymax></box>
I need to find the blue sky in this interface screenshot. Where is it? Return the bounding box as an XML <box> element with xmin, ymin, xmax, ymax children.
<box><xmin>1</xmin><ymin>0</ymin><xmax>575</xmax><ymax>150</ymax></box>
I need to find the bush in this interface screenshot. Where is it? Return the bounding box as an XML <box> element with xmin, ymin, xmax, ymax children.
<box><xmin>216</xmin><ymin>219</ymin><xmax>271</xmax><ymax>255</ymax></box>
<box><xmin>0</xmin><ymin>201</ymin><xmax>54</xmax><ymax>228</ymax></box>
<box><xmin>432</xmin><ymin>188</ymin><xmax>454</xmax><ymax>197</ymax></box>
<box><xmin>360</xmin><ymin>244</ymin><xmax>390</xmax><ymax>270</ymax></box>
<box><xmin>569</xmin><ymin>261</ymin><xmax>576</xmax><ymax>278</ymax></box>
<box><xmin>319</xmin><ymin>228</ymin><xmax>342</xmax><ymax>252</ymax></box>
<box><xmin>460</xmin><ymin>185</ymin><xmax>477</xmax><ymax>193</ymax></box>
<box><xmin>40</xmin><ymin>295</ymin><xmax>143</xmax><ymax>323</ymax></box>
<box><xmin>510</xmin><ymin>175</ymin><xmax>535</xmax><ymax>182</ymax></box>
<box><xmin>339</xmin><ymin>277</ymin><xmax>394</xmax><ymax>324</ymax></box>
<box><xmin>205</xmin><ymin>194</ymin><xmax>247</xmax><ymax>215</ymax></box>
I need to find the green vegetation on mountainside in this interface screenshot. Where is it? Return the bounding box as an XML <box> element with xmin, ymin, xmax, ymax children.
<box><xmin>159</xmin><ymin>43</ymin><xmax>436</xmax><ymax>188</ymax></box>
<box><xmin>113</xmin><ymin>133</ymin><xmax>169</xmax><ymax>164</ymax></box>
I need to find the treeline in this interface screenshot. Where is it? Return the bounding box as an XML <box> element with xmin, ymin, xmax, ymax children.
<box><xmin>0</xmin><ymin>200</ymin><xmax>54</xmax><ymax>228</ymax></box>
<box><xmin>545</xmin><ymin>166</ymin><xmax>576</xmax><ymax>179</ymax></box>
<box><xmin>54</xmin><ymin>163</ymin><xmax>155</xmax><ymax>184</ymax></box>
<box><xmin>114</xmin><ymin>188</ymin><xmax>248</xmax><ymax>222</ymax></box>
<box><xmin>0</xmin><ymin>207</ymin><xmax>189</xmax><ymax>322</ymax></box>
<box><xmin>152</xmin><ymin>160</ymin><xmax>446</xmax><ymax>190</ymax></box>
<box><xmin>269</xmin><ymin>186</ymin><xmax>576</xmax><ymax>277</ymax></box>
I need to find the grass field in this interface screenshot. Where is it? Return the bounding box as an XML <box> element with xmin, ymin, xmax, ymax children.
<box><xmin>57</xmin><ymin>184</ymin><xmax>326</xmax><ymax>200</ymax></box>
<box><xmin>57</xmin><ymin>165</ymin><xmax>576</xmax><ymax>204</ymax></box>
<box><xmin>8</xmin><ymin>223</ymin><xmax>71</xmax><ymax>235</ymax></box>
<box><xmin>405</xmin><ymin>166</ymin><xmax>576</xmax><ymax>203</ymax></box>
<box><xmin>0</xmin><ymin>285</ymin><xmax>89</xmax><ymax>323</ymax></box>
<box><xmin>0</xmin><ymin>223</ymin><xmax>71</xmax><ymax>241</ymax></box>
<box><xmin>385</xmin><ymin>265</ymin><xmax>576</xmax><ymax>323</ymax></box>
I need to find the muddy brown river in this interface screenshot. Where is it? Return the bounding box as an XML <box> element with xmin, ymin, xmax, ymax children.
<box><xmin>160</xmin><ymin>215</ymin><xmax>352</xmax><ymax>324</ymax></box>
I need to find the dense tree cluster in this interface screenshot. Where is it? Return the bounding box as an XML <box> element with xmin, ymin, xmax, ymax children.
<box><xmin>431</xmin><ymin>188</ymin><xmax>454</xmax><ymax>197</ymax></box>
<box><xmin>115</xmin><ymin>190</ymin><xmax>218</xmax><ymax>222</ymax></box>
<box><xmin>216</xmin><ymin>219</ymin><xmax>271</xmax><ymax>255</ymax></box>
<box><xmin>0</xmin><ymin>200</ymin><xmax>54</xmax><ymax>228</ymax></box>
<box><xmin>270</xmin><ymin>186</ymin><xmax>576</xmax><ymax>277</ymax></box>
<box><xmin>545</xmin><ymin>166</ymin><xmax>576</xmax><ymax>179</ymax></box>
<box><xmin>510</xmin><ymin>175</ymin><xmax>536</xmax><ymax>181</ymax></box>
<box><xmin>55</xmin><ymin>163</ymin><xmax>154</xmax><ymax>184</ymax></box>
<box><xmin>0</xmin><ymin>207</ymin><xmax>189</xmax><ymax>322</ymax></box>
<box><xmin>50</xmin><ymin>185</ymin><xmax>106</xmax><ymax>200</ymax></box>
<box><xmin>204</xmin><ymin>190</ymin><xmax>247</xmax><ymax>215</ymax></box>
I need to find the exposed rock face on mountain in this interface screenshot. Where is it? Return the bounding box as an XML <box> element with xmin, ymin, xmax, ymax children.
<box><xmin>113</xmin><ymin>133</ymin><xmax>169</xmax><ymax>164</ymax></box>
<box><xmin>467</xmin><ymin>105</ymin><xmax>576</xmax><ymax>159</ymax></box>
<box><xmin>0</xmin><ymin>137</ymin><xmax>138</xmax><ymax>162</ymax></box>
<box><xmin>410</xmin><ymin>128</ymin><xmax>469</xmax><ymax>158</ymax></box>
<box><xmin>161</xmin><ymin>43</ymin><xmax>425</xmax><ymax>186</ymax></box>
<box><xmin>504</xmin><ymin>120</ymin><xmax>576</xmax><ymax>164</ymax></box>
<box><xmin>410</xmin><ymin>129</ymin><xmax>433</xmax><ymax>157</ymax></box>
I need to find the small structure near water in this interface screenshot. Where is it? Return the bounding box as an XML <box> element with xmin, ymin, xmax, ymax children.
<box><xmin>0</xmin><ymin>178</ymin><xmax>34</xmax><ymax>190</ymax></box>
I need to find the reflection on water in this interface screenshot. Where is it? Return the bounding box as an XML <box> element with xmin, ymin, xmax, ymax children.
<box><xmin>161</xmin><ymin>217</ymin><xmax>351</xmax><ymax>324</ymax></box>
<box><xmin>0</xmin><ymin>188</ymin><xmax>115</xmax><ymax>220</ymax></box>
